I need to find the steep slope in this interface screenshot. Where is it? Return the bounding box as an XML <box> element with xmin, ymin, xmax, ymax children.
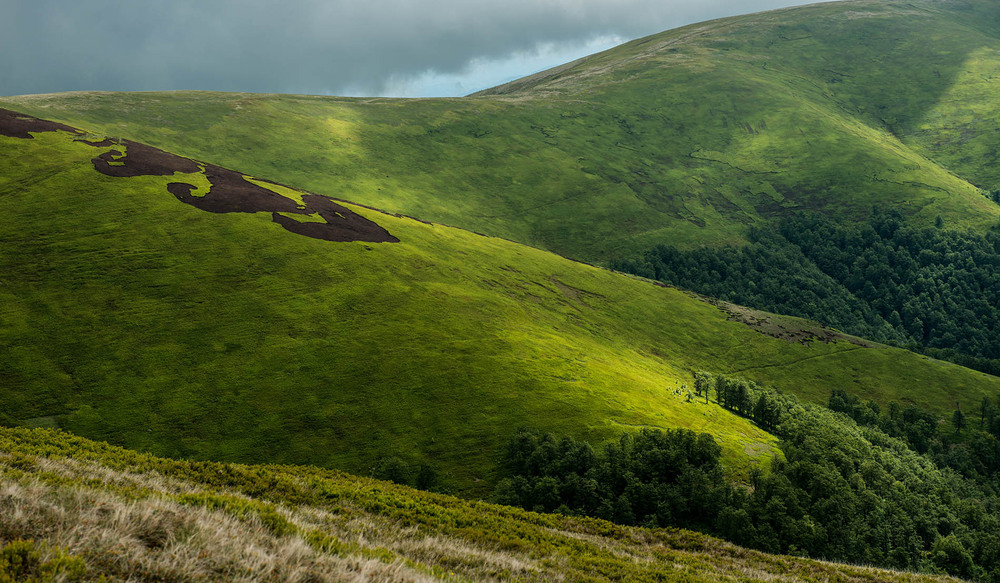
<box><xmin>2</xmin><ymin>110</ymin><xmax>998</xmax><ymax>495</ymax></box>
<box><xmin>0</xmin><ymin>426</ymin><xmax>961</xmax><ymax>583</ymax></box>
<box><xmin>5</xmin><ymin>0</ymin><xmax>1000</xmax><ymax>263</ymax></box>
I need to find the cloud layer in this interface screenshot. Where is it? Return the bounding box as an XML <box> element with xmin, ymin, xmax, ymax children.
<box><xmin>2</xmin><ymin>0</ymin><xmax>818</xmax><ymax>97</ymax></box>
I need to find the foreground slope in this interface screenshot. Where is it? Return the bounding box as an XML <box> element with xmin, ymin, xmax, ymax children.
<box><xmin>2</xmin><ymin>110</ymin><xmax>998</xmax><ymax>494</ymax></box>
<box><xmin>0</xmin><ymin>425</ymin><xmax>963</xmax><ymax>583</ymax></box>
<box><xmin>5</xmin><ymin>0</ymin><xmax>1000</xmax><ymax>262</ymax></box>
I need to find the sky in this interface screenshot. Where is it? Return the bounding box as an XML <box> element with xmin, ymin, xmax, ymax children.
<box><xmin>1</xmin><ymin>0</ymin><xmax>822</xmax><ymax>98</ymax></box>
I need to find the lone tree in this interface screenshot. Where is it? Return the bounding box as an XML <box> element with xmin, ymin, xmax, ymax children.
<box><xmin>981</xmin><ymin>396</ymin><xmax>995</xmax><ymax>429</ymax></box>
<box><xmin>953</xmin><ymin>404</ymin><xmax>966</xmax><ymax>435</ymax></box>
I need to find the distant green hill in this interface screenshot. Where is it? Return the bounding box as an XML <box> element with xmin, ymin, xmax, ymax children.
<box><xmin>6</xmin><ymin>0</ymin><xmax>1000</xmax><ymax>263</ymax></box>
<box><xmin>1</xmin><ymin>110</ymin><xmax>998</xmax><ymax>496</ymax></box>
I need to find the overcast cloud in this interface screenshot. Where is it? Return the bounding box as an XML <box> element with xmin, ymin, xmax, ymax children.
<box><xmin>2</xmin><ymin>0</ymin><xmax>822</xmax><ymax>98</ymax></box>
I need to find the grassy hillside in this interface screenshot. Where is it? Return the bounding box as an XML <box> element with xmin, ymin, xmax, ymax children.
<box><xmin>2</xmin><ymin>111</ymin><xmax>999</xmax><ymax>496</ymax></box>
<box><xmin>0</xmin><ymin>425</ymin><xmax>964</xmax><ymax>583</ymax></box>
<box><xmin>5</xmin><ymin>0</ymin><xmax>1000</xmax><ymax>263</ymax></box>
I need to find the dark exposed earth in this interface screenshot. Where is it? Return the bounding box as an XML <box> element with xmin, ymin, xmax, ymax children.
<box><xmin>0</xmin><ymin>108</ymin><xmax>80</xmax><ymax>139</ymax></box>
<box><xmin>92</xmin><ymin>139</ymin><xmax>201</xmax><ymax>177</ymax></box>
<box><xmin>0</xmin><ymin>108</ymin><xmax>399</xmax><ymax>244</ymax></box>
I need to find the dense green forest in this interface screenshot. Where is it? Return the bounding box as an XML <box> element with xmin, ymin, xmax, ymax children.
<box><xmin>492</xmin><ymin>374</ymin><xmax>1000</xmax><ymax>581</ymax></box>
<box><xmin>612</xmin><ymin>210</ymin><xmax>1000</xmax><ymax>375</ymax></box>
<box><xmin>828</xmin><ymin>388</ymin><xmax>1000</xmax><ymax>487</ymax></box>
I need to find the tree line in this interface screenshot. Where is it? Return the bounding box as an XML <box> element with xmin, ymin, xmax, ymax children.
<box><xmin>611</xmin><ymin>209</ymin><xmax>1000</xmax><ymax>375</ymax></box>
<box><xmin>493</xmin><ymin>374</ymin><xmax>1000</xmax><ymax>581</ymax></box>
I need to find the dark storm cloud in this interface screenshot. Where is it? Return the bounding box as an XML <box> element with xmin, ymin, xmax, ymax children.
<box><xmin>1</xmin><ymin>0</ymin><xmax>818</xmax><ymax>97</ymax></box>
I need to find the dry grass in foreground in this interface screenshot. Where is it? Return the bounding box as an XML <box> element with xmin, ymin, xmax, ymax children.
<box><xmin>0</xmin><ymin>426</ymin><xmax>963</xmax><ymax>582</ymax></box>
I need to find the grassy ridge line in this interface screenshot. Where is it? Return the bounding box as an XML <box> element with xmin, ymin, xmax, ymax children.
<box><xmin>1</xmin><ymin>122</ymin><xmax>999</xmax><ymax>495</ymax></box>
<box><xmin>480</xmin><ymin>0</ymin><xmax>1000</xmax><ymax>198</ymax></box>
<box><xmin>0</xmin><ymin>425</ymin><xmax>964</xmax><ymax>583</ymax></box>
<box><xmin>5</xmin><ymin>2</ymin><xmax>1000</xmax><ymax>262</ymax></box>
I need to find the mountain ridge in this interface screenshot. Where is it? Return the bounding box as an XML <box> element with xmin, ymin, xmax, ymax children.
<box><xmin>7</xmin><ymin>1</ymin><xmax>1000</xmax><ymax>262</ymax></box>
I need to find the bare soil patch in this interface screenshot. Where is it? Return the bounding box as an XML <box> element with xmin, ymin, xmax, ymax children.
<box><xmin>714</xmin><ymin>300</ymin><xmax>874</xmax><ymax>347</ymax></box>
<box><xmin>92</xmin><ymin>140</ymin><xmax>201</xmax><ymax>177</ymax></box>
<box><xmin>171</xmin><ymin>164</ymin><xmax>300</xmax><ymax>213</ymax></box>
<box><xmin>272</xmin><ymin>194</ymin><xmax>400</xmax><ymax>243</ymax></box>
<box><xmin>170</xmin><ymin>166</ymin><xmax>399</xmax><ymax>243</ymax></box>
<box><xmin>0</xmin><ymin>108</ymin><xmax>81</xmax><ymax>139</ymax></box>
<box><xmin>77</xmin><ymin>138</ymin><xmax>117</xmax><ymax>147</ymax></box>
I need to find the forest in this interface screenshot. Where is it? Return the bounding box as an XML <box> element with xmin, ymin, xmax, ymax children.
<box><xmin>492</xmin><ymin>374</ymin><xmax>1000</xmax><ymax>581</ymax></box>
<box><xmin>612</xmin><ymin>209</ymin><xmax>1000</xmax><ymax>375</ymax></box>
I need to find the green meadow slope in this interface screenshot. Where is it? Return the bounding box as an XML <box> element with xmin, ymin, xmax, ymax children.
<box><xmin>0</xmin><ymin>426</ymin><xmax>961</xmax><ymax>583</ymax></box>
<box><xmin>1</xmin><ymin>112</ymin><xmax>998</xmax><ymax>495</ymax></box>
<box><xmin>5</xmin><ymin>0</ymin><xmax>1000</xmax><ymax>262</ymax></box>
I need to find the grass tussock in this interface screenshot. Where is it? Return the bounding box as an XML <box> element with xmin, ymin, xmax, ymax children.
<box><xmin>1</xmin><ymin>475</ymin><xmax>433</xmax><ymax>582</ymax></box>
